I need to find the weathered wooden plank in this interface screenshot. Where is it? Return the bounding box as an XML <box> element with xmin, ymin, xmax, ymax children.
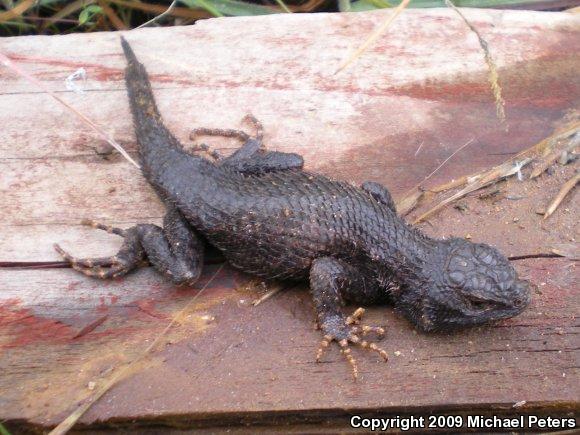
<box><xmin>0</xmin><ymin>257</ymin><xmax>577</xmax><ymax>427</ymax></box>
<box><xmin>0</xmin><ymin>7</ymin><xmax>579</xmax><ymax>431</ymax></box>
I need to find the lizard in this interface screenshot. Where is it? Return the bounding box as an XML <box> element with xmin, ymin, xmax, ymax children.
<box><xmin>55</xmin><ymin>37</ymin><xmax>531</xmax><ymax>378</ymax></box>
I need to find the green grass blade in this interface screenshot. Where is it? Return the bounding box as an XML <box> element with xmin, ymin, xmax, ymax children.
<box><xmin>339</xmin><ymin>0</ymin><xmax>353</xmax><ymax>11</ymax></box>
<box><xmin>0</xmin><ymin>422</ymin><xmax>12</xmax><ymax>435</ymax></box>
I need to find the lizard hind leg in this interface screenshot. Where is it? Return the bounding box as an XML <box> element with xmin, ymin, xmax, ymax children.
<box><xmin>56</xmin><ymin>208</ymin><xmax>204</xmax><ymax>285</ymax></box>
<box><xmin>310</xmin><ymin>257</ymin><xmax>388</xmax><ymax>380</ymax></box>
<box><xmin>190</xmin><ymin>114</ymin><xmax>303</xmax><ymax>175</ymax></box>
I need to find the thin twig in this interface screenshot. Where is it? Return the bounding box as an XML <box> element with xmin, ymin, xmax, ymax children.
<box><xmin>136</xmin><ymin>0</ymin><xmax>179</xmax><ymax>29</ymax></box>
<box><xmin>508</xmin><ymin>253</ymin><xmax>563</xmax><ymax>261</ymax></box>
<box><xmin>543</xmin><ymin>172</ymin><xmax>579</xmax><ymax>219</ymax></box>
<box><xmin>0</xmin><ymin>51</ymin><xmax>140</xmax><ymax>169</ymax></box>
<box><xmin>334</xmin><ymin>0</ymin><xmax>410</xmax><ymax>74</ymax></box>
<box><xmin>49</xmin><ymin>264</ymin><xmax>224</xmax><ymax>435</ymax></box>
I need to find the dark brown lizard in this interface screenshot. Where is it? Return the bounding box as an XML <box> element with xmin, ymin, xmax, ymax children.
<box><xmin>55</xmin><ymin>38</ymin><xmax>531</xmax><ymax>378</ymax></box>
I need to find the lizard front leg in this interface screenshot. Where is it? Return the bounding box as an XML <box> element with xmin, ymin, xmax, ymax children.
<box><xmin>190</xmin><ymin>114</ymin><xmax>303</xmax><ymax>175</ymax></box>
<box><xmin>55</xmin><ymin>207</ymin><xmax>204</xmax><ymax>285</ymax></box>
<box><xmin>310</xmin><ymin>257</ymin><xmax>388</xmax><ymax>379</ymax></box>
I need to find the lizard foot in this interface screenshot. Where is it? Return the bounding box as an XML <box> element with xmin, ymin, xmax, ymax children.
<box><xmin>54</xmin><ymin>219</ymin><xmax>144</xmax><ymax>279</ymax></box>
<box><xmin>190</xmin><ymin>127</ymin><xmax>250</xmax><ymax>143</ymax></box>
<box><xmin>189</xmin><ymin>114</ymin><xmax>264</xmax><ymax>151</ymax></box>
<box><xmin>316</xmin><ymin>308</ymin><xmax>388</xmax><ymax>380</ymax></box>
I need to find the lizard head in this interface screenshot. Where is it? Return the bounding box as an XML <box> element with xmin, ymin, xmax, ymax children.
<box><xmin>397</xmin><ymin>238</ymin><xmax>531</xmax><ymax>331</ymax></box>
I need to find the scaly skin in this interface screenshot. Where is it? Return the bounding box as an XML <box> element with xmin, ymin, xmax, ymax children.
<box><xmin>56</xmin><ymin>38</ymin><xmax>531</xmax><ymax>379</ymax></box>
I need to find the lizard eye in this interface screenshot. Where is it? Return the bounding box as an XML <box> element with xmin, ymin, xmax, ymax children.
<box><xmin>465</xmin><ymin>296</ymin><xmax>495</xmax><ymax>312</ymax></box>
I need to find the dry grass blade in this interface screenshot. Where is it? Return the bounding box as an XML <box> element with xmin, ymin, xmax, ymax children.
<box><xmin>49</xmin><ymin>265</ymin><xmax>224</xmax><ymax>435</ymax></box>
<box><xmin>334</xmin><ymin>0</ymin><xmax>411</xmax><ymax>74</ymax></box>
<box><xmin>0</xmin><ymin>51</ymin><xmax>139</xmax><ymax>169</ymax></box>
<box><xmin>412</xmin><ymin>120</ymin><xmax>580</xmax><ymax>223</ymax></box>
<box><xmin>445</xmin><ymin>0</ymin><xmax>505</xmax><ymax>125</ymax></box>
<box><xmin>0</xmin><ymin>0</ymin><xmax>34</xmax><ymax>23</ymax></box>
<box><xmin>543</xmin><ymin>172</ymin><xmax>579</xmax><ymax>219</ymax></box>
<box><xmin>413</xmin><ymin>157</ymin><xmax>532</xmax><ymax>224</ymax></box>
<box><xmin>136</xmin><ymin>0</ymin><xmax>179</xmax><ymax>28</ymax></box>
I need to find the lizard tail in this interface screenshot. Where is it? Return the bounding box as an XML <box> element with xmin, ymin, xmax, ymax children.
<box><xmin>121</xmin><ymin>36</ymin><xmax>162</xmax><ymax>125</ymax></box>
<box><xmin>121</xmin><ymin>36</ymin><xmax>182</xmax><ymax>165</ymax></box>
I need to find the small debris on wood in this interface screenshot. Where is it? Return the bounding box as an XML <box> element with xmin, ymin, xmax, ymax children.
<box><xmin>506</xmin><ymin>195</ymin><xmax>526</xmax><ymax>201</ymax></box>
<box><xmin>478</xmin><ymin>188</ymin><xmax>502</xmax><ymax>200</ymax></box>
<box><xmin>252</xmin><ymin>284</ymin><xmax>285</xmax><ymax>306</ymax></box>
<box><xmin>530</xmin><ymin>129</ymin><xmax>579</xmax><ymax>179</ymax></box>
<box><xmin>513</xmin><ymin>400</ymin><xmax>527</xmax><ymax>408</ymax></box>
<box><xmin>559</xmin><ymin>150</ymin><xmax>570</xmax><ymax>165</ymax></box>
<box><xmin>64</xmin><ymin>68</ymin><xmax>87</xmax><ymax>94</ymax></box>
<box><xmin>200</xmin><ymin>314</ymin><xmax>216</xmax><ymax>324</ymax></box>
<box><xmin>92</xmin><ymin>142</ymin><xmax>115</xmax><ymax>159</ymax></box>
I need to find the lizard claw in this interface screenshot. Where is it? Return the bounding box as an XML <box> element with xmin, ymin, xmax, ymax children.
<box><xmin>315</xmin><ymin>308</ymin><xmax>388</xmax><ymax>380</ymax></box>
